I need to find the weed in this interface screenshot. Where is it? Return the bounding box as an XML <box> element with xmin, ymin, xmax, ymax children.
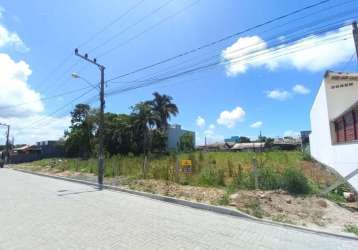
<box><xmin>282</xmin><ymin>167</ymin><xmax>311</xmax><ymax>194</ymax></box>
<box><xmin>246</xmin><ymin>198</ymin><xmax>264</xmax><ymax>218</ymax></box>
<box><xmin>272</xmin><ymin>214</ymin><xmax>294</xmax><ymax>224</ymax></box>
<box><xmin>344</xmin><ymin>224</ymin><xmax>358</xmax><ymax>236</ymax></box>
<box><xmin>214</xmin><ymin>193</ymin><xmax>230</xmax><ymax>206</ymax></box>
<box><xmin>325</xmin><ymin>192</ymin><xmax>345</xmax><ymax>203</ymax></box>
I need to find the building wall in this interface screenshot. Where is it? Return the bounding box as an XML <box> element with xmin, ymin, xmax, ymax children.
<box><xmin>167</xmin><ymin>125</ymin><xmax>195</xmax><ymax>151</ymax></box>
<box><xmin>310</xmin><ymin>73</ymin><xmax>358</xmax><ymax>191</ymax></box>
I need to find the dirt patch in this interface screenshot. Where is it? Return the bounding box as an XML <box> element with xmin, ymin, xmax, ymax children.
<box><xmin>230</xmin><ymin>190</ymin><xmax>358</xmax><ymax>235</ymax></box>
<box><xmin>128</xmin><ymin>179</ymin><xmax>225</xmax><ymax>204</ymax></box>
<box><xmin>12</xmin><ymin>164</ymin><xmax>358</xmax><ymax>237</ymax></box>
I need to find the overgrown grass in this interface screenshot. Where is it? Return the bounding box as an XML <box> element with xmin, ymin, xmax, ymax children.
<box><xmin>23</xmin><ymin>150</ymin><xmax>335</xmax><ymax>195</ymax></box>
<box><xmin>344</xmin><ymin>224</ymin><xmax>358</xmax><ymax>236</ymax></box>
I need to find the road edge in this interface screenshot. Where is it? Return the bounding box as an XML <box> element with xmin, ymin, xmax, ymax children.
<box><xmin>12</xmin><ymin>168</ymin><xmax>358</xmax><ymax>242</ymax></box>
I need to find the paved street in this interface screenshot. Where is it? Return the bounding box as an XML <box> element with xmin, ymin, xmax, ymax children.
<box><xmin>0</xmin><ymin>168</ymin><xmax>357</xmax><ymax>250</ymax></box>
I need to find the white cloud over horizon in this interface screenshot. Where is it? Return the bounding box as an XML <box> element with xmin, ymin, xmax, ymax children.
<box><xmin>250</xmin><ymin>121</ymin><xmax>263</xmax><ymax>128</ymax></box>
<box><xmin>217</xmin><ymin>106</ymin><xmax>245</xmax><ymax>128</ymax></box>
<box><xmin>293</xmin><ymin>84</ymin><xmax>310</xmax><ymax>95</ymax></box>
<box><xmin>196</xmin><ymin>116</ymin><xmax>205</xmax><ymax>127</ymax></box>
<box><xmin>0</xmin><ymin>53</ymin><xmax>43</xmax><ymax>117</ymax></box>
<box><xmin>0</xmin><ymin>17</ymin><xmax>67</xmax><ymax>145</ymax></box>
<box><xmin>266</xmin><ymin>89</ymin><xmax>290</xmax><ymax>101</ymax></box>
<box><xmin>7</xmin><ymin>115</ymin><xmax>71</xmax><ymax>145</ymax></box>
<box><xmin>222</xmin><ymin>26</ymin><xmax>354</xmax><ymax>76</ymax></box>
<box><xmin>0</xmin><ymin>23</ymin><xmax>28</xmax><ymax>52</ymax></box>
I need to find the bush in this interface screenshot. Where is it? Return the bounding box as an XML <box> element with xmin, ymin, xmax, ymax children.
<box><xmin>257</xmin><ymin>167</ymin><xmax>280</xmax><ymax>190</ymax></box>
<box><xmin>282</xmin><ymin>167</ymin><xmax>311</xmax><ymax>194</ymax></box>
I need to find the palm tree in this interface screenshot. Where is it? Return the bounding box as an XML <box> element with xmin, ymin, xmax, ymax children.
<box><xmin>131</xmin><ymin>102</ymin><xmax>160</xmax><ymax>154</ymax></box>
<box><xmin>150</xmin><ymin>92</ymin><xmax>179</xmax><ymax>132</ymax></box>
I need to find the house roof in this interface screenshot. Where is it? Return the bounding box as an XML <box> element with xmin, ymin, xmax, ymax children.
<box><xmin>231</xmin><ymin>142</ymin><xmax>265</xmax><ymax>150</ymax></box>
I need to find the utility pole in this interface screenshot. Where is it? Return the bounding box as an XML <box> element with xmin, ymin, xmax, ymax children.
<box><xmin>0</xmin><ymin>123</ymin><xmax>10</xmax><ymax>164</ymax></box>
<box><xmin>74</xmin><ymin>48</ymin><xmax>105</xmax><ymax>187</ymax></box>
<box><xmin>352</xmin><ymin>21</ymin><xmax>358</xmax><ymax>61</ymax></box>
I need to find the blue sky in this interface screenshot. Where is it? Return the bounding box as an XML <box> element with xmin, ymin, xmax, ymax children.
<box><xmin>0</xmin><ymin>0</ymin><xmax>357</xmax><ymax>144</ymax></box>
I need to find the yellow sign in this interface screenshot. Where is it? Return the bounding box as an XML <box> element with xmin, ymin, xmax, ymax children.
<box><xmin>181</xmin><ymin>160</ymin><xmax>192</xmax><ymax>166</ymax></box>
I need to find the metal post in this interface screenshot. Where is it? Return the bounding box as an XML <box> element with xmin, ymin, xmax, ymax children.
<box><xmin>74</xmin><ymin>48</ymin><xmax>106</xmax><ymax>187</ymax></box>
<box><xmin>5</xmin><ymin>124</ymin><xmax>9</xmax><ymax>163</ymax></box>
<box><xmin>98</xmin><ymin>66</ymin><xmax>105</xmax><ymax>186</ymax></box>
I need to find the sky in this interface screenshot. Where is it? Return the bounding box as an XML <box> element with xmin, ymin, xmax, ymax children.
<box><xmin>0</xmin><ymin>0</ymin><xmax>357</xmax><ymax>145</ymax></box>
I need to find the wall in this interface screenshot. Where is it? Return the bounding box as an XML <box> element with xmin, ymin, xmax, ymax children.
<box><xmin>167</xmin><ymin>125</ymin><xmax>195</xmax><ymax>151</ymax></box>
<box><xmin>310</xmin><ymin>73</ymin><xmax>358</xmax><ymax>191</ymax></box>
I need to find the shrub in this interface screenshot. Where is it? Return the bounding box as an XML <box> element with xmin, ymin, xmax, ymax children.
<box><xmin>257</xmin><ymin>167</ymin><xmax>280</xmax><ymax>190</ymax></box>
<box><xmin>282</xmin><ymin>167</ymin><xmax>311</xmax><ymax>194</ymax></box>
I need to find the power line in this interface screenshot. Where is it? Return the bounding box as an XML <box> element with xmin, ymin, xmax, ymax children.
<box><xmin>108</xmin><ymin>17</ymin><xmax>354</xmax><ymax>87</ymax></box>
<box><xmin>88</xmin><ymin>0</ymin><xmax>177</xmax><ymax>53</ymax></box>
<box><xmin>77</xmin><ymin>0</ymin><xmax>147</xmax><ymax>49</ymax></box>
<box><xmin>35</xmin><ymin>0</ymin><xmax>147</xmax><ymax>95</ymax></box>
<box><xmin>105</xmin><ymin>25</ymin><xmax>351</xmax><ymax>96</ymax></box>
<box><xmin>0</xmin><ymin>86</ymin><xmax>93</xmax><ymax>111</ymax></box>
<box><xmin>16</xmin><ymin>88</ymin><xmax>96</xmax><ymax>132</ymax></box>
<box><xmin>106</xmin><ymin>0</ymin><xmax>333</xmax><ymax>82</ymax></box>
<box><xmin>96</xmin><ymin>0</ymin><xmax>201</xmax><ymax>58</ymax></box>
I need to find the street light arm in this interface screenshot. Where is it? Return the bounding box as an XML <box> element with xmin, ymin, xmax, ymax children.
<box><xmin>71</xmin><ymin>73</ymin><xmax>99</xmax><ymax>90</ymax></box>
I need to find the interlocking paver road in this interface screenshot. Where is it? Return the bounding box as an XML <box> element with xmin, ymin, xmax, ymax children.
<box><xmin>0</xmin><ymin>168</ymin><xmax>357</xmax><ymax>250</ymax></box>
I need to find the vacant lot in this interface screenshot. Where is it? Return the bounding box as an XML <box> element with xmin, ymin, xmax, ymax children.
<box><xmin>13</xmin><ymin>150</ymin><xmax>358</xmax><ymax>236</ymax></box>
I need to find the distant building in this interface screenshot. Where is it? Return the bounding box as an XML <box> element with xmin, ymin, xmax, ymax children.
<box><xmin>310</xmin><ymin>71</ymin><xmax>358</xmax><ymax>191</ymax></box>
<box><xmin>300</xmin><ymin>131</ymin><xmax>311</xmax><ymax>145</ymax></box>
<box><xmin>166</xmin><ymin>124</ymin><xmax>195</xmax><ymax>151</ymax></box>
<box><xmin>230</xmin><ymin>142</ymin><xmax>265</xmax><ymax>152</ymax></box>
<box><xmin>224</xmin><ymin>136</ymin><xmax>241</xmax><ymax>143</ymax></box>
<box><xmin>36</xmin><ymin>140</ymin><xmax>64</xmax><ymax>158</ymax></box>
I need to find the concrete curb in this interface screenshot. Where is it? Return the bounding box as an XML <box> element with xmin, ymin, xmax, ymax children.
<box><xmin>13</xmin><ymin>168</ymin><xmax>358</xmax><ymax>242</ymax></box>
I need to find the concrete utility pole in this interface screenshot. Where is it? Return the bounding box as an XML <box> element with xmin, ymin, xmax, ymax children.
<box><xmin>0</xmin><ymin>123</ymin><xmax>10</xmax><ymax>163</ymax></box>
<box><xmin>352</xmin><ymin>22</ymin><xmax>358</xmax><ymax>61</ymax></box>
<box><xmin>74</xmin><ymin>49</ymin><xmax>105</xmax><ymax>187</ymax></box>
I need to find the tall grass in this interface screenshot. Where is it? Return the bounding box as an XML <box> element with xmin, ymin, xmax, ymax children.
<box><xmin>28</xmin><ymin>150</ymin><xmax>328</xmax><ymax>194</ymax></box>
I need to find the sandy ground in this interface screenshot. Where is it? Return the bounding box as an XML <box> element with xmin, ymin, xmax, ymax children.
<box><xmin>229</xmin><ymin>190</ymin><xmax>358</xmax><ymax>233</ymax></box>
<box><xmin>12</xmin><ymin>163</ymin><xmax>358</xmax><ymax>236</ymax></box>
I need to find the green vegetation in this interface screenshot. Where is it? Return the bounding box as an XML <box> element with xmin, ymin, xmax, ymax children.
<box><xmin>344</xmin><ymin>224</ymin><xmax>358</xmax><ymax>236</ymax></box>
<box><xmin>281</xmin><ymin>167</ymin><xmax>311</xmax><ymax>194</ymax></box>
<box><xmin>65</xmin><ymin>92</ymin><xmax>178</xmax><ymax>158</ymax></box>
<box><xmin>26</xmin><ymin>150</ymin><xmax>330</xmax><ymax>197</ymax></box>
<box><xmin>246</xmin><ymin>198</ymin><xmax>264</xmax><ymax>218</ymax></box>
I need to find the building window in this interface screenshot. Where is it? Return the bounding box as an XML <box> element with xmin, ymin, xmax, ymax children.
<box><xmin>334</xmin><ymin>110</ymin><xmax>358</xmax><ymax>143</ymax></box>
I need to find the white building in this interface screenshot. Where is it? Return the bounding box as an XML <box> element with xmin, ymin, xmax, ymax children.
<box><xmin>310</xmin><ymin>71</ymin><xmax>358</xmax><ymax>191</ymax></box>
<box><xmin>166</xmin><ymin>124</ymin><xmax>195</xmax><ymax>151</ymax></box>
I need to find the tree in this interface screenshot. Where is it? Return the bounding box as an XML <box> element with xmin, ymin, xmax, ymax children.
<box><xmin>150</xmin><ymin>92</ymin><xmax>179</xmax><ymax>132</ymax></box>
<box><xmin>131</xmin><ymin>102</ymin><xmax>160</xmax><ymax>155</ymax></box>
<box><xmin>179</xmin><ymin>132</ymin><xmax>194</xmax><ymax>152</ymax></box>
<box><xmin>65</xmin><ymin>104</ymin><xmax>95</xmax><ymax>158</ymax></box>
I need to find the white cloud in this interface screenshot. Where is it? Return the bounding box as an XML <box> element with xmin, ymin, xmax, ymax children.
<box><xmin>250</xmin><ymin>121</ymin><xmax>263</xmax><ymax>128</ymax></box>
<box><xmin>0</xmin><ymin>23</ymin><xmax>28</xmax><ymax>52</ymax></box>
<box><xmin>196</xmin><ymin>116</ymin><xmax>205</xmax><ymax>127</ymax></box>
<box><xmin>266</xmin><ymin>89</ymin><xmax>290</xmax><ymax>101</ymax></box>
<box><xmin>0</xmin><ymin>53</ymin><xmax>43</xmax><ymax>117</ymax></box>
<box><xmin>7</xmin><ymin>115</ymin><xmax>70</xmax><ymax>145</ymax></box>
<box><xmin>208</xmin><ymin>124</ymin><xmax>215</xmax><ymax>130</ymax></box>
<box><xmin>283</xmin><ymin>130</ymin><xmax>300</xmax><ymax>138</ymax></box>
<box><xmin>222</xmin><ymin>26</ymin><xmax>354</xmax><ymax>76</ymax></box>
<box><xmin>292</xmin><ymin>84</ymin><xmax>310</xmax><ymax>95</ymax></box>
<box><xmin>217</xmin><ymin>106</ymin><xmax>245</xmax><ymax>128</ymax></box>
